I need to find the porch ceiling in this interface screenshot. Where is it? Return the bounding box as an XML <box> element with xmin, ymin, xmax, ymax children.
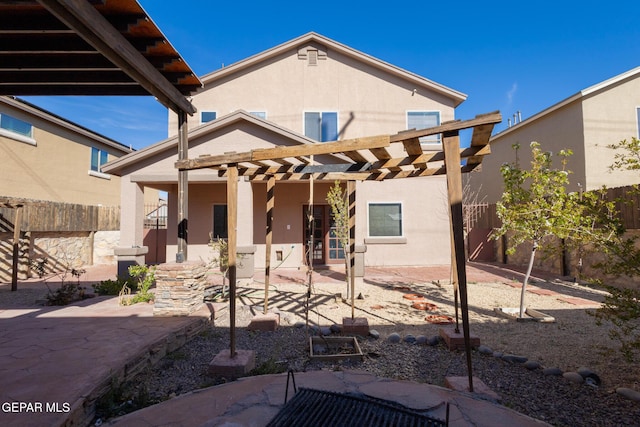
<box><xmin>175</xmin><ymin>111</ymin><xmax>501</xmax><ymax>181</ymax></box>
<box><xmin>0</xmin><ymin>0</ymin><xmax>201</xmax><ymax>114</ymax></box>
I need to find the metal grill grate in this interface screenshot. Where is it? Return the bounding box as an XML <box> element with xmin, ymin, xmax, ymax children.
<box><xmin>267</xmin><ymin>388</ymin><xmax>447</xmax><ymax>427</ymax></box>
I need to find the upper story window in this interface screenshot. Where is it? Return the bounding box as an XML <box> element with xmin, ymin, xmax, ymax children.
<box><xmin>201</xmin><ymin>111</ymin><xmax>217</xmax><ymax>124</ymax></box>
<box><xmin>0</xmin><ymin>112</ymin><xmax>35</xmax><ymax>145</ymax></box>
<box><xmin>407</xmin><ymin>111</ymin><xmax>441</xmax><ymax>145</ymax></box>
<box><xmin>90</xmin><ymin>146</ymin><xmax>109</xmax><ymax>175</ymax></box>
<box><xmin>637</xmin><ymin>107</ymin><xmax>640</xmax><ymax>138</ymax></box>
<box><xmin>250</xmin><ymin>111</ymin><xmax>267</xmax><ymax>120</ymax></box>
<box><xmin>304</xmin><ymin>111</ymin><xmax>338</xmax><ymax>142</ymax></box>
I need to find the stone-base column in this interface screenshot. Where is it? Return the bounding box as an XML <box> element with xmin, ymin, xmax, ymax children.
<box><xmin>154</xmin><ymin>261</ymin><xmax>207</xmax><ymax>316</ymax></box>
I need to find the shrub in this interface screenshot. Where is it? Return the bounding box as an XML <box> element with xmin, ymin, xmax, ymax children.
<box><xmin>93</xmin><ymin>277</ymin><xmax>137</xmax><ymax>296</ymax></box>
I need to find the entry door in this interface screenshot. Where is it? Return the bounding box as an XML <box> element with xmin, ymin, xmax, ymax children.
<box><xmin>303</xmin><ymin>205</ymin><xmax>346</xmax><ymax>265</ymax></box>
<box><xmin>304</xmin><ymin>205</ymin><xmax>325</xmax><ymax>265</ymax></box>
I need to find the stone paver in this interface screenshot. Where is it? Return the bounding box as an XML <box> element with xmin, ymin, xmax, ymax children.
<box><xmin>0</xmin><ymin>262</ymin><xmax>593</xmax><ymax>426</ymax></box>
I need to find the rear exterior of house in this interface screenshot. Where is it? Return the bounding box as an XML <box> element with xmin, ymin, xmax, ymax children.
<box><xmin>104</xmin><ymin>33</ymin><xmax>468</xmax><ymax>276</ymax></box>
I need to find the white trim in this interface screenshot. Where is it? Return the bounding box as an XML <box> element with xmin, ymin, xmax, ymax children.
<box><xmin>366</xmin><ymin>201</ymin><xmax>404</xmax><ymax>238</ymax></box>
<box><xmin>88</xmin><ymin>170</ymin><xmax>111</xmax><ymax>180</ymax></box>
<box><xmin>0</xmin><ymin>128</ymin><xmax>36</xmax><ymax>146</ymax></box>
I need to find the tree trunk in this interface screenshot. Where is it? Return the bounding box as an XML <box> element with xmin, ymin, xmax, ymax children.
<box><xmin>520</xmin><ymin>240</ymin><xmax>538</xmax><ymax>318</ymax></box>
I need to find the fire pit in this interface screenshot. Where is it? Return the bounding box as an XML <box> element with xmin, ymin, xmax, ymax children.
<box><xmin>309</xmin><ymin>336</ymin><xmax>363</xmax><ymax>362</ymax></box>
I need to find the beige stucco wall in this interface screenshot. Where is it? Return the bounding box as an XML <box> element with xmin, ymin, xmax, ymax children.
<box><xmin>0</xmin><ymin>100</ymin><xmax>128</xmax><ymax>206</ymax></box>
<box><xmin>114</xmin><ymin>37</ymin><xmax>462</xmax><ymax>271</ymax></box>
<box><xmin>170</xmin><ymin>45</ymin><xmax>456</xmax><ymax>141</ymax></box>
<box><xmin>471</xmin><ymin>72</ymin><xmax>640</xmax><ymax>204</ymax></box>
<box><xmin>470</xmin><ymin>100</ymin><xmax>587</xmax><ymax>203</ymax></box>
<box><xmin>582</xmin><ymin>75</ymin><xmax>640</xmax><ymax>190</ymax></box>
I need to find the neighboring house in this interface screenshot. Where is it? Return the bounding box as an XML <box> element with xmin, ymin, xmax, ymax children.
<box><xmin>0</xmin><ymin>96</ymin><xmax>137</xmax><ymax>281</ymax></box>
<box><xmin>0</xmin><ymin>96</ymin><xmax>133</xmax><ymax>206</ymax></box>
<box><xmin>103</xmin><ymin>32</ymin><xmax>469</xmax><ymax>276</ymax></box>
<box><xmin>471</xmin><ymin>66</ymin><xmax>640</xmax><ymax>204</ymax></box>
<box><xmin>465</xmin><ymin>66</ymin><xmax>640</xmax><ymax>267</ymax></box>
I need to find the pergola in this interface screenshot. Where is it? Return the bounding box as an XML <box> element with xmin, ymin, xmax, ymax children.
<box><xmin>0</xmin><ymin>0</ymin><xmax>201</xmax><ymax>288</ymax></box>
<box><xmin>176</xmin><ymin>111</ymin><xmax>502</xmax><ymax>391</ymax></box>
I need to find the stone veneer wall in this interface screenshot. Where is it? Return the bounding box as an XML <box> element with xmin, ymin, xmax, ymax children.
<box><xmin>153</xmin><ymin>261</ymin><xmax>207</xmax><ymax>316</ymax></box>
<box><xmin>0</xmin><ymin>230</ymin><xmax>119</xmax><ymax>282</ymax></box>
<box><xmin>93</xmin><ymin>230</ymin><xmax>120</xmax><ymax>265</ymax></box>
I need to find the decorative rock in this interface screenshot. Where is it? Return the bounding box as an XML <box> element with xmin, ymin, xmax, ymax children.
<box><xmin>308</xmin><ymin>325</ymin><xmax>321</xmax><ymax>335</ymax></box>
<box><xmin>492</xmin><ymin>351</ymin><xmax>503</xmax><ymax>358</ymax></box>
<box><xmin>524</xmin><ymin>361</ymin><xmax>541</xmax><ymax>370</ymax></box>
<box><xmin>294</xmin><ymin>321</ymin><xmax>305</xmax><ymax>329</ymax></box>
<box><xmin>563</xmin><ymin>372</ymin><xmax>584</xmax><ymax>384</ymax></box>
<box><xmin>312</xmin><ymin>344</ymin><xmax>326</xmax><ymax>354</ymax></box>
<box><xmin>369</xmin><ymin>329</ymin><xmax>380</xmax><ymax>340</ymax></box>
<box><xmin>577</xmin><ymin>367</ymin><xmax>601</xmax><ymax>386</ymax></box>
<box><xmin>616</xmin><ymin>387</ymin><xmax>640</xmax><ymax>402</ymax></box>
<box><xmin>543</xmin><ymin>367</ymin><xmax>563</xmax><ymax>376</ymax></box>
<box><xmin>427</xmin><ymin>336</ymin><xmax>440</xmax><ymax>346</ymax></box>
<box><xmin>416</xmin><ymin>335</ymin><xmax>428</xmax><ymax>345</ymax></box>
<box><xmin>387</xmin><ymin>332</ymin><xmax>401</xmax><ymax>343</ymax></box>
<box><xmin>502</xmin><ymin>354</ymin><xmax>528</xmax><ymax>364</ymax></box>
<box><xmin>320</xmin><ymin>327</ymin><xmax>332</xmax><ymax>336</ymax></box>
<box><xmin>330</xmin><ymin>324</ymin><xmax>342</xmax><ymax>334</ymax></box>
<box><xmin>404</xmin><ymin>334</ymin><xmax>417</xmax><ymax>344</ymax></box>
<box><xmin>477</xmin><ymin>345</ymin><xmax>493</xmax><ymax>355</ymax></box>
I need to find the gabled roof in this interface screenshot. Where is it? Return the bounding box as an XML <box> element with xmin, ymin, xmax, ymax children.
<box><xmin>492</xmin><ymin>66</ymin><xmax>640</xmax><ymax>140</ymax></box>
<box><xmin>102</xmin><ymin>110</ymin><xmax>341</xmax><ymax>175</ymax></box>
<box><xmin>1</xmin><ymin>95</ymin><xmax>132</xmax><ymax>154</ymax></box>
<box><xmin>199</xmin><ymin>32</ymin><xmax>467</xmax><ymax>107</ymax></box>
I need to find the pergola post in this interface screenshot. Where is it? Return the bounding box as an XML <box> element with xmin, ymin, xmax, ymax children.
<box><xmin>227</xmin><ymin>163</ymin><xmax>238</xmax><ymax>357</ymax></box>
<box><xmin>348</xmin><ymin>180</ymin><xmax>356</xmax><ymax>319</ymax></box>
<box><xmin>264</xmin><ymin>175</ymin><xmax>275</xmax><ymax>313</ymax></box>
<box><xmin>176</xmin><ymin>110</ymin><xmax>188</xmax><ymax>262</ymax></box>
<box><xmin>11</xmin><ymin>205</ymin><xmax>23</xmax><ymax>292</ymax></box>
<box><xmin>443</xmin><ymin>129</ymin><xmax>474</xmax><ymax>392</ymax></box>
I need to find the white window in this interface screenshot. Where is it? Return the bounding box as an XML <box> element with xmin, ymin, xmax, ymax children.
<box><xmin>201</xmin><ymin>111</ymin><xmax>217</xmax><ymax>124</ymax></box>
<box><xmin>368</xmin><ymin>203</ymin><xmax>403</xmax><ymax>237</ymax></box>
<box><xmin>637</xmin><ymin>107</ymin><xmax>640</xmax><ymax>138</ymax></box>
<box><xmin>89</xmin><ymin>147</ymin><xmax>110</xmax><ymax>179</ymax></box>
<box><xmin>90</xmin><ymin>147</ymin><xmax>108</xmax><ymax>172</ymax></box>
<box><xmin>407</xmin><ymin>111</ymin><xmax>441</xmax><ymax>145</ymax></box>
<box><xmin>0</xmin><ymin>112</ymin><xmax>35</xmax><ymax>145</ymax></box>
<box><xmin>304</xmin><ymin>111</ymin><xmax>338</xmax><ymax>142</ymax></box>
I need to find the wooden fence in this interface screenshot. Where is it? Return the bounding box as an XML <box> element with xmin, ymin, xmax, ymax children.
<box><xmin>0</xmin><ymin>202</ymin><xmax>120</xmax><ymax>232</ymax></box>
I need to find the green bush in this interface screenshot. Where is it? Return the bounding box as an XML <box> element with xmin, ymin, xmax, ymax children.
<box><xmin>93</xmin><ymin>277</ymin><xmax>137</xmax><ymax>296</ymax></box>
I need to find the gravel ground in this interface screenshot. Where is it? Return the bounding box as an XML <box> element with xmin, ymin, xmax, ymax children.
<box><xmin>103</xmin><ymin>277</ymin><xmax>640</xmax><ymax>427</ymax></box>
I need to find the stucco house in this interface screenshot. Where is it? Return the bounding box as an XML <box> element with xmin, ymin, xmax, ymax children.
<box><xmin>0</xmin><ymin>96</ymin><xmax>133</xmax><ymax>206</ymax></box>
<box><xmin>103</xmin><ymin>32</ymin><xmax>471</xmax><ymax>277</ymax></box>
<box><xmin>470</xmin><ymin>66</ymin><xmax>640</xmax><ymax>204</ymax></box>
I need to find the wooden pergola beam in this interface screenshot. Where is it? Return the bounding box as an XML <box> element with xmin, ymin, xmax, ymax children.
<box><xmin>176</xmin><ymin>135</ymin><xmax>391</xmax><ymax>170</ymax></box>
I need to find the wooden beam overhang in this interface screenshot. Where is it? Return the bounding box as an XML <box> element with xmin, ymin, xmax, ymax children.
<box><xmin>35</xmin><ymin>0</ymin><xmax>196</xmax><ymax>114</ymax></box>
<box><xmin>176</xmin><ymin>111</ymin><xmax>501</xmax><ymax>183</ymax></box>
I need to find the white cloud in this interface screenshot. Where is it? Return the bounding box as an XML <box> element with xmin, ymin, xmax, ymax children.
<box><xmin>506</xmin><ymin>82</ymin><xmax>518</xmax><ymax>105</ymax></box>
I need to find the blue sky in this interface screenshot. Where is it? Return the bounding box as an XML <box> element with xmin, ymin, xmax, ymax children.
<box><xmin>24</xmin><ymin>0</ymin><xmax>640</xmax><ymax>150</ymax></box>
